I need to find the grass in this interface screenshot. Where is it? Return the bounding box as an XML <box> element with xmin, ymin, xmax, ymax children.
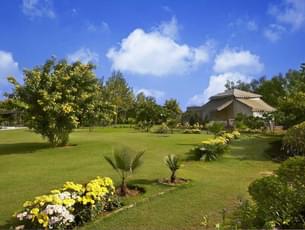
<box><xmin>0</xmin><ymin>128</ymin><xmax>279</xmax><ymax>229</ymax></box>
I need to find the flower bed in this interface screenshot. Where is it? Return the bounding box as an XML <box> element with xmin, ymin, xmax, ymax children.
<box><xmin>189</xmin><ymin>131</ymin><xmax>240</xmax><ymax>161</ymax></box>
<box><xmin>13</xmin><ymin>177</ymin><xmax>120</xmax><ymax>230</ymax></box>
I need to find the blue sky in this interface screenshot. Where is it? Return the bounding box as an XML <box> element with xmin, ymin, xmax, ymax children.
<box><xmin>0</xmin><ymin>0</ymin><xmax>305</xmax><ymax>109</ymax></box>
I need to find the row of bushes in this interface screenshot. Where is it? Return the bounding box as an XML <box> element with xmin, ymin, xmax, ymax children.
<box><xmin>189</xmin><ymin>131</ymin><xmax>240</xmax><ymax>161</ymax></box>
<box><xmin>14</xmin><ymin>177</ymin><xmax>120</xmax><ymax>230</ymax></box>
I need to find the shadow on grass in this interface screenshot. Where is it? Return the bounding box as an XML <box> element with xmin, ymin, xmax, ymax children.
<box><xmin>129</xmin><ymin>179</ymin><xmax>158</xmax><ymax>185</ymax></box>
<box><xmin>0</xmin><ymin>142</ymin><xmax>51</xmax><ymax>155</ymax></box>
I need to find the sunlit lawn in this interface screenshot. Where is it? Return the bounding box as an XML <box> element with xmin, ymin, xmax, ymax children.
<box><xmin>0</xmin><ymin>128</ymin><xmax>279</xmax><ymax>229</ymax></box>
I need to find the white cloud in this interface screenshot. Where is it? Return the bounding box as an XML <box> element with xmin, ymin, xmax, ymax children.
<box><xmin>155</xmin><ymin>17</ymin><xmax>179</xmax><ymax>39</ymax></box>
<box><xmin>88</xmin><ymin>21</ymin><xmax>110</xmax><ymax>33</ymax></box>
<box><xmin>213</xmin><ymin>49</ymin><xmax>264</xmax><ymax>74</ymax></box>
<box><xmin>269</xmin><ymin>0</ymin><xmax>305</xmax><ymax>30</ymax></box>
<box><xmin>67</xmin><ymin>48</ymin><xmax>99</xmax><ymax>64</ymax></box>
<box><xmin>188</xmin><ymin>72</ymin><xmax>251</xmax><ymax>106</ymax></box>
<box><xmin>22</xmin><ymin>0</ymin><xmax>55</xmax><ymax>19</ymax></box>
<box><xmin>0</xmin><ymin>51</ymin><xmax>21</xmax><ymax>97</ymax></box>
<box><xmin>106</xmin><ymin>18</ymin><xmax>211</xmax><ymax>77</ymax></box>
<box><xmin>135</xmin><ymin>88</ymin><xmax>165</xmax><ymax>99</ymax></box>
<box><xmin>264</xmin><ymin>24</ymin><xmax>286</xmax><ymax>42</ymax></box>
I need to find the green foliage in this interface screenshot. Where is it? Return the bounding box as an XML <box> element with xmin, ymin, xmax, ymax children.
<box><xmin>164</xmin><ymin>154</ymin><xmax>181</xmax><ymax>183</ymax></box>
<box><xmin>282</xmin><ymin>121</ymin><xmax>305</xmax><ymax>156</ymax></box>
<box><xmin>228</xmin><ymin>156</ymin><xmax>305</xmax><ymax>229</ymax></box>
<box><xmin>104</xmin><ymin>148</ymin><xmax>144</xmax><ymax>196</ymax></box>
<box><xmin>181</xmin><ymin>110</ymin><xmax>203</xmax><ymax>126</ymax></box>
<box><xmin>163</xmin><ymin>99</ymin><xmax>182</xmax><ymax>122</ymax></box>
<box><xmin>8</xmin><ymin>58</ymin><xmax>104</xmax><ymax>146</ymax></box>
<box><xmin>206</xmin><ymin>121</ymin><xmax>225</xmax><ymax>136</ymax></box>
<box><xmin>135</xmin><ymin>93</ymin><xmax>162</xmax><ymax>131</ymax></box>
<box><xmin>151</xmin><ymin>123</ymin><xmax>170</xmax><ymax>134</ymax></box>
<box><xmin>235</xmin><ymin>113</ymin><xmax>265</xmax><ymax>130</ymax></box>
<box><xmin>103</xmin><ymin>71</ymin><xmax>135</xmax><ymax>124</ymax></box>
<box><xmin>183</xmin><ymin>129</ymin><xmax>201</xmax><ymax>134</ymax></box>
<box><xmin>190</xmin><ymin>136</ymin><xmax>229</xmax><ymax>161</ymax></box>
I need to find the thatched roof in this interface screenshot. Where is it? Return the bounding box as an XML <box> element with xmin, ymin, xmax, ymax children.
<box><xmin>237</xmin><ymin>98</ymin><xmax>276</xmax><ymax>112</ymax></box>
<box><xmin>210</xmin><ymin>89</ymin><xmax>262</xmax><ymax>100</ymax></box>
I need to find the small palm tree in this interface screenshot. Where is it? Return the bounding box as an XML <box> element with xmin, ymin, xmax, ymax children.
<box><xmin>104</xmin><ymin>148</ymin><xmax>144</xmax><ymax>196</ymax></box>
<box><xmin>164</xmin><ymin>154</ymin><xmax>181</xmax><ymax>183</ymax></box>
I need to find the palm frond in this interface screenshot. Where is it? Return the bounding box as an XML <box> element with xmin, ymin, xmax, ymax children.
<box><xmin>104</xmin><ymin>156</ymin><xmax>118</xmax><ymax>171</ymax></box>
<box><xmin>165</xmin><ymin>154</ymin><xmax>181</xmax><ymax>171</ymax></box>
<box><xmin>131</xmin><ymin>151</ymin><xmax>145</xmax><ymax>172</ymax></box>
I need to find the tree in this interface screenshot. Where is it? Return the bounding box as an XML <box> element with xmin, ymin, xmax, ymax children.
<box><xmin>164</xmin><ymin>154</ymin><xmax>181</xmax><ymax>183</ymax></box>
<box><xmin>104</xmin><ymin>71</ymin><xmax>135</xmax><ymax>124</ymax></box>
<box><xmin>104</xmin><ymin>148</ymin><xmax>144</xmax><ymax>196</ymax></box>
<box><xmin>8</xmin><ymin>58</ymin><xmax>101</xmax><ymax>146</ymax></box>
<box><xmin>135</xmin><ymin>93</ymin><xmax>162</xmax><ymax>131</ymax></box>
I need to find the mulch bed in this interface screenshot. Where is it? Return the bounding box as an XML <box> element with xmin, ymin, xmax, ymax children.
<box><xmin>158</xmin><ymin>178</ymin><xmax>190</xmax><ymax>186</ymax></box>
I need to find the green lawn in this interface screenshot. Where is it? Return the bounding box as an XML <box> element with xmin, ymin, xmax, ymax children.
<box><xmin>0</xmin><ymin>128</ymin><xmax>279</xmax><ymax>229</ymax></box>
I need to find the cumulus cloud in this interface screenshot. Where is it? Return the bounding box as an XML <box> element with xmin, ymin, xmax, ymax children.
<box><xmin>213</xmin><ymin>49</ymin><xmax>264</xmax><ymax>74</ymax></box>
<box><xmin>22</xmin><ymin>0</ymin><xmax>56</xmax><ymax>19</ymax></box>
<box><xmin>188</xmin><ymin>72</ymin><xmax>251</xmax><ymax>106</ymax></box>
<box><xmin>106</xmin><ymin>18</ymin><xmax>211</xmax><ymax>77</ymax></box>
<box><xmin>67</xmin><ymin>48</ymin><xmax>99</xmax><ymax>64</ymax></box>
<box><xmin>269</xmin><ymin>0</ymin><xmax>305</xmax><ymax>30</ymax></box>
<box><xmin>188</xmin><ymin>48</ymin><xmax>264</xmax><ymax>106</ymax></box>
<box><xmin>135</xmin><ymin>88</ymin><xmax>165</xmax><ymax>99</ymax></box>
<box><xmin>264</xmin><ymin>24</ymin><xmax>286</xmax><ymax>42</ymax></box>
<box><xmin>0</xmin><ymin>51</ymin><xmax>21</xmax><ymax>97</ymax></box>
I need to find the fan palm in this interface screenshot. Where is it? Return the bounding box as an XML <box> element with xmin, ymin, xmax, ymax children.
<box><xmin>104</xmin><ymin>148</ymin><xmax>144</xmax><ymax>196</ymax></box>
<box><xmin>164</xmin><ymin>154</ymin><xmax>181</xmax><ymax>183</ymax></box>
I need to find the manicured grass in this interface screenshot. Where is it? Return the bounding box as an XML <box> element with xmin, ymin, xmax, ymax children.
<box><xmin>0</xmin><ymin>128</ymin><xmax>279</xmax><ymax>229</ymax></box>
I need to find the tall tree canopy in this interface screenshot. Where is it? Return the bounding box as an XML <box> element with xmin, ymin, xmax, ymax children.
<box><xmin>104</xmin><ymin>71</ymin><xmax>135</xmax><ymax>124</ymax></box>
<box><xmin>8</xmin><ymin>58</ymin><xmax>103</xmax><ymax>146</ymax></box>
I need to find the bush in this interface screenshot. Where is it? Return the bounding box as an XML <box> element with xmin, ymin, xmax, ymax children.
<box><xmin>232</xmin><ymin>130</ymin><xmax>241</xmax><ymax>139</ymax></box>
<box><xmin>13</xmin><ymin>177</ymin><xmax>119</xmax><ymax>229</ymax></box>
<box><xmin>151</xmin><ymin>123</ymin><xmax>170</xmax><ymax>134</ymax></box>
<box><xmin>227</xmin><ymin>156</ymin><xmax>305</xmax><ymax>229</ymax></box>
<box><xmin>282</xmin><ymin>121</ymin><xmax>305</xmax><ymax>156</ymax></box>
<box><xmin>183</xmin><ymin>129</ymin><xmax>201</xmax><ymax>134</ymax></box>
<box><xmin>206</xmin><ymin>122</ymin><xmax>225</xmax><ymax>136</ymax></box>
<box><xmin>221</xmin><ymin>132</ymin><xmax>235</xmax><ymax>143</ymax></box>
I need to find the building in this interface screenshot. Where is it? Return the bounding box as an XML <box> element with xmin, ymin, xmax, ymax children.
<box><xmin>187</xmin><ymin>89</ymin><xmax>276</xmax><ymax>125</ymax></box>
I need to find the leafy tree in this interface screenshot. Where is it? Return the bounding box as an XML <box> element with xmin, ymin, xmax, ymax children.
<box><xmin>104</xmin><ymin>148</ymin><xmax>144</xmax><ymax>196</ymax></box>
<box><xmin>164</xmin><ymin>154</ymin><xmax>181</xmax><ymax>183</ymax></box>
<box><xmin>135</xmin><ymin>93</ymin><xmax>162</xmax><ymax>131</ymax></box>
<box><xmin>163</xmin><ymin>99</ymin><xmax>181</xmax><ymax>131</ymax></box>
<box><xmin>104</xmin><ymin>71</ymin><xmax>135</xmax><ymax>124</ymax></box>
<box><xmin>8</xmin><ymin>58</ymin><xmax>101</xmax><ymax>146</ymax></box>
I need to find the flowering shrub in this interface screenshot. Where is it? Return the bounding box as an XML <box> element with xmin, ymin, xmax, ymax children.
<box><xmin>189</xmin><ymin>131</ymin><xmax>240</xmax><ymax>161</ymax></box>
<box><xmin>232</xmin><ymin>130</ymin><xmax>241</xmax><ymax>139</ymax></box>
<box><xmin>221</xmin><ymin>133</ymin><xmax>235</xmax><ymax>143</ymax></box>
<box><xmin>14</xmin><ymin>177</ymin><xmax>119</xmax><ymax>230</ymax></box>
<box><xmin>183</xmin><ymin>129</ymin><xmax>201</xmax><ymax>134</ymax></box>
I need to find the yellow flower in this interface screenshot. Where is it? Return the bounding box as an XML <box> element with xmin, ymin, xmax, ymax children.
<box><xmin>30</xmin><ymin>208</ymin><xmax>39</xmax><ymax>216</ymax></box>
<box><xmin>23</xmin><ymin>201</ymin><xmax>33</xmax><ymax>208</ymax></box>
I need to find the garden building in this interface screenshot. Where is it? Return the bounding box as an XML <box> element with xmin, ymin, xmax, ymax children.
<box><xmin>187</xmin><ymin>89</ymin><xmax>276</xmax><ymax>125</ymax></box>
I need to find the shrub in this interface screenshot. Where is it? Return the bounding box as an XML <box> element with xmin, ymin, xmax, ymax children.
<box><xmin>282</xmin><ymin>121</ymin><xmax>305</xmax><ymax>156</ymax></box>
<box><xmin>232</xmin><ymin>130</ymin><xmax>241</xmax><ymax>139</ymax></box>
<box><xmin>221</xmin><ymin>132</ymin><xmax>235</xmax><ymax>143</ymax></box>
<box><xmin>164</xmin><ymin>154</ymin><xmax>181</xmax><ymax>183</ymax></box>
<box><xmin>151</xmin><ymin>123</ymin><xmax>170</xmax><ymax>134</ymax></box>
<box><xmin>183</xmin><ymin>129</ymin><xmax>201</xmax><ymax>134</ymax></box>
<box><xmin>206</xmin><ymin>122</ymin><xmax>225</xmax><ymax>136</ymax></box>
<box><xmin>13</xmin><ymin>177</ymin><xmax>119</xmax><ymax>229</ymax></box>
<box><xmin>227</xmin><ymin>156</ymin><xmax>305</xmax><ymax>229</ymax></box>
<box><xmin>104</xmin><ymin>148</ymin><xmax>144</xmax><ymax>196</ymax></box>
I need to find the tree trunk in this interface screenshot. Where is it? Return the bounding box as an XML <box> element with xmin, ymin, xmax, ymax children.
<box><xmin>120</xmin><ymin>177</ymin><xmax>128</xmax><ymax>196</ymax></box>
<box><xmin>170</xmin><ymin>171</ymin><xmax>176</xmax><ymax>183</ymax></box>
